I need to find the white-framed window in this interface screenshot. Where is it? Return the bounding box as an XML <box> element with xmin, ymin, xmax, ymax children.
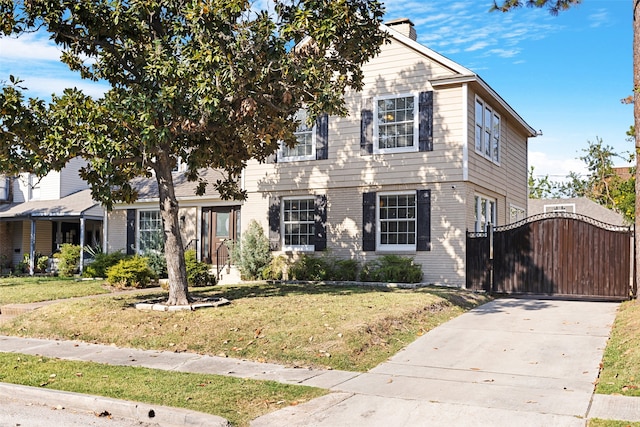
<box><xmin>279</xmin><ymin>110</ymin><xmax>316</xmax><ymax>162</ymax></box>
<box><xmin>474</xmin><ymin>195</ymin><xmax>496</xmax><ymax>232</ymax></box>
<box><xmin>377</xmin><ymin>191</ymin><xmax>417</xmax><ymax>251</ymax></box>
<box><xmin>509</xmin><ymin>205</ymin><xmax>526</xmax><ymax>223</ymax></box>
<box><xmin>475</xmin><ymin>97</ymin><xmax>501</xmax><ymax>164</ymax></box>
<box><xmin>543</xmin><ymin>203</ymin><xmax>576</xmax><ymax>213</ymax></box>
<box><xmin>374</xmin><ymin>93</ymin><xmax>419</xmax><ymax>154</ymax></box>
<box><xmin>0</xmin><ymin>176</ymin><xmax>8</xmax><ymax>201</ymax></box>
<box><xmin>282</xmin><ymin>197</ymin><xmax>315</xmax><ymax>251</ymax></box>
<box><xmin>138</xmin><ymin>210</ymin><xmax>164</xmax><ymax>253</ymax></box>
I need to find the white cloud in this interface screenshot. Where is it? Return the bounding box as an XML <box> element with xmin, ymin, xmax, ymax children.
<box><xmin>588</xmin><ymin>9</ymin><xmax>610</xmax><ymax>28</ymax></box>
<box><xmin>0</xmin><ymin>33</ymin><xmax>63</xmax><ymax>61</ymax></box>
<box><xmin>529</xmin><ymin>150</ymin><xmax>587</xmax><ymax>181</ymax></box>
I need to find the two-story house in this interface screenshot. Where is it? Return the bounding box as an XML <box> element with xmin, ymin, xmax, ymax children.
<box><xmin>105</xmin><ymin>18</ymin><xmax>536</xmax><ymax>286</ymax></box>
<box><xmin>0</xmin><ymin>157</ymin><xmax>104</xmax><ymax>273</ymax></box>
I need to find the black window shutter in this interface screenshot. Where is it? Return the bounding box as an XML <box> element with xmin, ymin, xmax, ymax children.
<box><xmin>314</xmin><ymin>195</ymin><xmax>327</xmax><ymax>251</ymax></box>
<box><xmin>362</xmin><ymin>192</ymin><xmax>376</xmax><ymax>251</ymax></box>
<box><xmin>416</xmin><ymin>189</ymin><xmax>431</xmax><ymax>251</ymax></box>
<box><xmin>360</xmin><ymin>98</ymin><xmax>373</xmax><ymax>155</ymax></box>
<box><xmin>126</xmin><ymin>209</ymin><xmax>136</xmax><ymax>255</ymax></box>
<box><xmin>268</xmin><ymin>196</ymin><xmax>281</xmax><ymax>251</ymax></box>
<box><xmin>418</xmin><ymin>91</ymin><xmax>434</xmax><ymax>152</ymax></box>
<box><xmin>316</xmin><ymin>114</ymin><xmax>329</xmax><ymax>160</ymax></box>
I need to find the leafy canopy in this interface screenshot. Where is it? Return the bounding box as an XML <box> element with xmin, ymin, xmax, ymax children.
<box><xmin>0</xmin><ymin>0</ymin><xmax>387</xmax><ymax>208</ymax></box>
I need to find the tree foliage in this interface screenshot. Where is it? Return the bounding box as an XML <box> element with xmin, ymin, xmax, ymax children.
<box><xmin>0</xmin><ymin>0</ymin><xmax>386</xmax><ymax>304</ymax></box>
<box><xmin>491</xmin><ymin>0</ymin><xmax>582</xmax><ymax>14</ymax></box>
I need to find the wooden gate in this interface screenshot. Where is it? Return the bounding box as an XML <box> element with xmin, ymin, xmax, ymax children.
<box><xmin>466</xmin><ymin>213</ymin><xmax>635</xmax><ymax>300</ymax></box>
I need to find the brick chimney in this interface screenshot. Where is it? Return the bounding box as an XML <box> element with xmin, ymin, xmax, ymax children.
<box><xmin>385</xmin><ymin>18</ymin><xmax>417</xmax><ymax>41</ymax></box>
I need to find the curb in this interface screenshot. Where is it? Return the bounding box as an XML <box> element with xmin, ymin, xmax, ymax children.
<box><xmin>0</xmin><ymin>382</ymin><xmax>230</xmax><ymax>427</ymax></box>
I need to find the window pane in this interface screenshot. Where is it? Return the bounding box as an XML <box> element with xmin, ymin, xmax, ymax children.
<box><xmin>378</xmin><ymin>194</ymin><xmax>416</xmax><ymax>248</ymax></box>
<box><xmin>377</xmin><ymin>96</ymin><xmax>415</xmax><ymax>150</ymax></box>
<box><xmin>283</xmin><ymin>198</ymin><xmax>315</xmax><ymax>248</ymax></box>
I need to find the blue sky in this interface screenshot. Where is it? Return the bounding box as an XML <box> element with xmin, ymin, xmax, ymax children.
<box><xmin>0</xmin><ymin>0</ymin><xmax>633</xmax><ymax>180</ymax></box>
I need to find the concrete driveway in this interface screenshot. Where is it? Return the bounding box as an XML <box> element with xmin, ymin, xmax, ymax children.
<box><xmin>253</xmin><ymin>298</ymin><xmax>619</xmax><ymax>426</ymax></box>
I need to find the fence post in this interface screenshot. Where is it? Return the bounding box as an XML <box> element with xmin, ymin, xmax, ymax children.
<box><xmin>489</xmin><ymin>222</ymin><xmax>494</xmax><ymax>293</ymax></box>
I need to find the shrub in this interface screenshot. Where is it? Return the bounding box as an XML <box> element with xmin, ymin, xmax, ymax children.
<box><xmin>106</xmin><ymin>256</ymin><xmax>155</xmax><ymax>288</ymax></box>
<box><xmin>54</xmin><ymin>244</ymin><xmax>81</xmax><ymax>277</ymax></box>
<box><xmin>333</xmin><ymin>259</ymin><xmax>360</xmax><ymax>281</ymax></box>
<box><xmin>230</xmin><ymin>220</ymin><xmax>272</xmax><ymax>280</ymax></box>
<box><xmin>261</xmin><ymin>255</ymin><xmax>289</xmax><ymax>280</ymax></box>
<box><xmin>145</xmin><ymin>251</ymin><xmax>168</xmax><ymax>279</ymax></box>
<box><xmin>360</xmin><ymin>255</ymin><xmax>423</xmax><ymax>283</ymax></box>
<box><xmin>289</xmin><ymin>254</ymin><xmax>334</xmax><ymax>281</ymax></box>
<box><xmin>185</xmin><ymin>249</ymin><xmax>215</xmax><ymax>287</ymax></box>
<box><xmin>83</xmin><ymin>251</ymin><xmax>127</xmax><ymax>278</ymax></box>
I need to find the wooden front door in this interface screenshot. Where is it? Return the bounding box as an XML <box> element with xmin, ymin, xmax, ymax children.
<box><xmin>202</xmin><ymin>207</ymin><xmax>238</xmax><ymax>264</ymax></box>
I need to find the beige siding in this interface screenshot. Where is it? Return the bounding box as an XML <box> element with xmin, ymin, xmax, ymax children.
<box><xmin>465</xmin><ymin>87</ymin><xmax>529</xmax><ymax>229</ymax></box>
<box><xmin>244</xmin><ymin>183</ymin><xmax>467</xmax><ymax>286</ymax></box>
<box><xmin>107</xmin><ymin>210</ymin><xmax>127</xmax><ymax>254</ymax></box>
<box><xmin>18</xmin><ymin>220</ymin><xmax>52</xmax><ymax>259</ymax></box>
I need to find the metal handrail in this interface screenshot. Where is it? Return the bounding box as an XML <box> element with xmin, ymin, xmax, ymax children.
<box><xmin>215</xmin><ymin>239</ymin><xmax>231</xmax><ymax>281</ymax></box>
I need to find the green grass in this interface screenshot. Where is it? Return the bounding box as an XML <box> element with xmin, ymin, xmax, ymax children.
<box><xmin>0</xmin><ymin>282</ymin><xmax>490</xmax><ymax>371</ymax></box>
<box><xmin>0</xmin><ymin>352</ymin><xmax>325</xmax><ymax>427</ymax></box>
<box><xmin>597</xmin><ymin>299</ymin><xmax>640</xmax><ymax>396</ymax></box>
<box><xmin>0</xmin><ymin>276</ymin><xmax>110</xmax><ymax>305</ymax></box>
<box><xmin>589</xmin><ymin>419</ymin><xmax>640</xmax><ymax>427</ymax></box>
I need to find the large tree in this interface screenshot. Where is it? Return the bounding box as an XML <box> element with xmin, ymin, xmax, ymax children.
<box><xmin>0</xmin><ymin>0</ymin><xmax>386</xmax><ymax>305</ymax></box>
<box><xmin>493</xmin><ymin>0</ymin><xmax>640</xmax><ymax>289</ymax></box>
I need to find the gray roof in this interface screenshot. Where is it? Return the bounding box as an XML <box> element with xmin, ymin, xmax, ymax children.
<box><xmin>0</xmin><ymin>189</ymin><xmax>104</xmax><ymax>221</ymax></box>
<box><xmin>130</xmin><ymin>169</ymin><xmax>225</xmax><ymax>201</ymax></box>
<box><xmin>528</xmin><ymin>197</ymin><xmax>627</xmax><ymax>227</ymax></box>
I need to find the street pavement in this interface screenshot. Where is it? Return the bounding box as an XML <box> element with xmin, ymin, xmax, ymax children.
<box><xmin>1</xmin><ymin>297</ymin><xmax>640</xmax><ymax>426</ymax></box>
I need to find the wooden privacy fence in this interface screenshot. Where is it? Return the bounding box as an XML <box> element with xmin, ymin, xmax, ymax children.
<box><xmin>466</xmin><ymin>212</ymin><xmax>636</xmax><ymax>300</ymax></box>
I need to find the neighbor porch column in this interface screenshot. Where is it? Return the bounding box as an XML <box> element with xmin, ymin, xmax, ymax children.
<box><xmin>79</xmin><ymin>217</ymin><xmax>85</xmax><ymax>275</ymax></box>
<box><xmin>29</xmin><ymin>219</ymin><xmax>36</xmax><ymax>276</ymax></box>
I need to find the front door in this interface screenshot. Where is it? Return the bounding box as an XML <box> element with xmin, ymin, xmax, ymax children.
<box><xmin>202</xmin><ymin>207</ymin><xmax>239</xmax><ymax>264</ymax></box>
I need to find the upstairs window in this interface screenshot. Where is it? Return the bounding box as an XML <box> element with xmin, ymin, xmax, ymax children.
<box><xmin>374</xmin><ymin>94</ymin><xmax>419</xmax><ymax>154</ymax></box>
<box><xmin>475</xmin><ymin>97</ymin><xmax>501</xmax><ymax>164</ymax></box>
<box><xmin>278</xmin><ymin>110</ymin><xmax>329</xmax><ymax>162</ymax></box>
<box><xmin>282</xmin><ymin>110</ymin><xmax>315</xmax><ymax>160</ymax></box>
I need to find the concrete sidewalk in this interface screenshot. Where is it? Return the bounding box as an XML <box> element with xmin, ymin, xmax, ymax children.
<box><xmin>1</xmin><ymin>298</ymin><xmax>640</xmax><ymax>426</ymax></box>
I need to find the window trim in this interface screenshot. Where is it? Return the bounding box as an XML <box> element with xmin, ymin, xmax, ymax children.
<box><xmin>543</xmin><ymin>203</ymin><xmax>576</xmax><ymax>213</ymax></box>
<box><xmin>373</xmin><ymin>93</ymin><xmax>420</xmax><ymax>155</ymax></box>
<box><xmin>376</xmin><ymin>190</ymin><xmax>417</xmax><ymax>252</ymax></box>
<box><xmin>474</xmin><ymin>194</ymin><xmax>497</xmax><ymax>233</ymax></box>
<box><xmin>278</xmin><ymin>111</ymin><xmax>317</xmax><ymax>162</ymax></box>
<box><xmin>474</xmin><ymin>96</ymin><xmax>501</xmax><ymax>165</ymax></box>
<box><xmin>137</xmin><ymin>209</ymin><xmax>164</xmax><ymax>254</ymax></box>
<box><xmin>281</xmin><ymin>196</ymin><xmax>316</xmax><ymax>252</ymax></box>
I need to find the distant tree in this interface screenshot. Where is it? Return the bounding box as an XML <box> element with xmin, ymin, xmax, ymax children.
<box><xmin>0</xmin><ymin>0</ymin><xmax>386</xmax><ymax>305</ymax></box>
<box><xmin>528</xmin><ymin>166</ymin><xmax>556</xmax><ymax>199</ymax></box>
<box><xmin>555</xmin><ymin>138</ymin><xmax>635</xmax><ymax>222</ymax></box>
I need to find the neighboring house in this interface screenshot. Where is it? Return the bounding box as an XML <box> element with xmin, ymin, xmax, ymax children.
<box><xmin>105</xmin><ymin>18</ymin><xmax>536</xmax><ymax>286</ymax></box>
<box><xmin>528</xmin><ymin>197</ymin><xmax>627</xmax><ymax>227</ymax></box>
<box><xmin>0</xmin><ymin>157</ymin><xmax>104</xmax><ymax>273</ymax></box>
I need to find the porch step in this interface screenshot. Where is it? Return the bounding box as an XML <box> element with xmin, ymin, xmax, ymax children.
<box><xmin>213</xmin><ymin>266</ymin><xmax>243</xmax><ymax>286</ymax></box>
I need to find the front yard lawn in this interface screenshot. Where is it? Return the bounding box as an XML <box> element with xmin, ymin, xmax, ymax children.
<box><xmin>0</xmin><ymin>277</ymin><xmax>110</xmax><ymax>305</ymax></box>
<box><xmin>0</xmin><ymin>282</ymin><xmax>490</xmax><ymax>372</ymax></box>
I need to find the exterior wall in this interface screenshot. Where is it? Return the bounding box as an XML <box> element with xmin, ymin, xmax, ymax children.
<box><xmin>0</xmin><ymin>222</ymin><xmax>11</xmax><ymax>267</ymax></box>
<box><xmin>106</xmin><ymin>209</ymin><xmax>127</xmax><ymax>254</ymax></box>
<box><xmin>17</xmin><ymin>220</ymin><xmax>52</xmax><ymax>261</ymax></box>
<box><xmin>464</xmin><ymin>86</ymin><xmax>529</xmax><ymax>230</ymax></box>
<box><xmin>60</xmin><ymin>157</ymin><xmax>90</xmax><ymax>197</ymax></box>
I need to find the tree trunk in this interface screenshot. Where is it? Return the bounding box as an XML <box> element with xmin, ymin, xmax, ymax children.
<box><xmin>155</xmin><ymin>152</ymin><xmax>190</xmax><ymax>305</ymax></box>
<box><xmin>634</xmin><ymin>0</ymin><xmax>640</xmax><ymax>296</ymax></box>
